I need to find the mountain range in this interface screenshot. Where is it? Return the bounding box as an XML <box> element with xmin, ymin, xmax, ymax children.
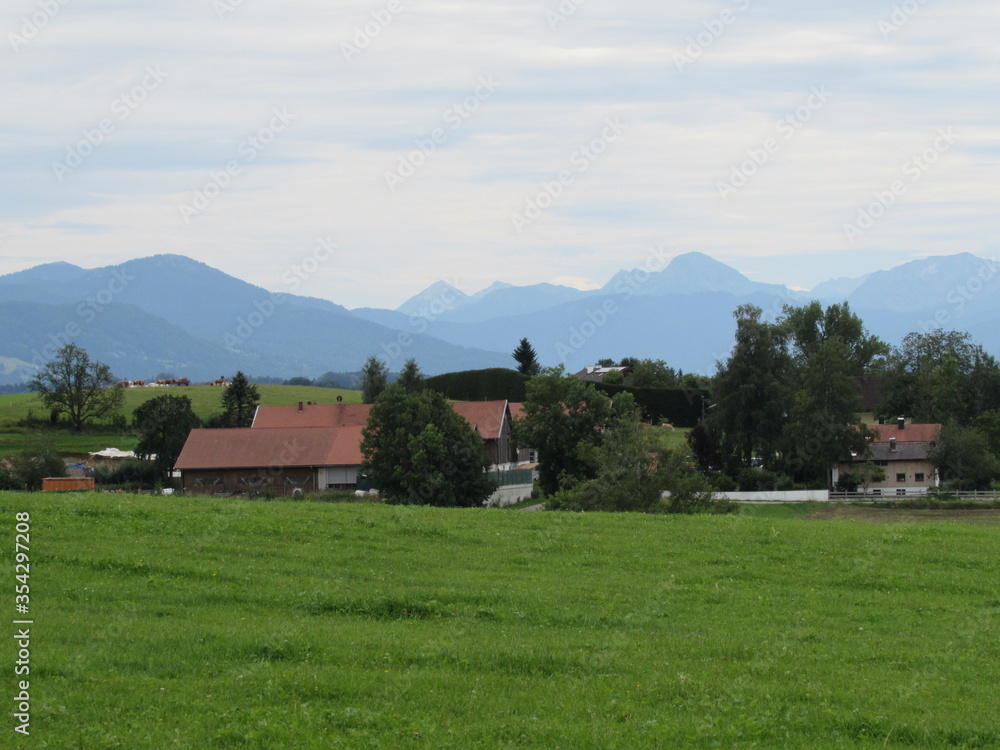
<box><xmin>1</xmin><ymin>251</ymin><xmax>998</xmax><ymax>386</ymax></box>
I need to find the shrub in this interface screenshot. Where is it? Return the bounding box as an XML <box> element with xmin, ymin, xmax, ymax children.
<box><xmin>92</xmin><ymin>459</ymin><xmax>162</xmax><ymax>490</ymax></box>
<box><xmin>8</xmin><ymin>439</ymin><xmax>66</xmax><ymax>491</ymax></box>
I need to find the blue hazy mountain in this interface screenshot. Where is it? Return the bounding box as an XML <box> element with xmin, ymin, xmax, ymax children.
<box><xmin>3</xmin><ymin>251</ymin><xmax>998</xmax><ymax>384</ymax></box>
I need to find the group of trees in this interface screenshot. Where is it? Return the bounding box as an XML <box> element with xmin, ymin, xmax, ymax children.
<box><xmin>701</xmin><ymin>302</ymin><xmax>888</xmax><ymax>485</ymax></box>
<box><xmin>698</xmin><ymin>302</ymin><xmax>1000</xmax><ymax>490</ymax></box>
<box><xmin>514</xmin><ymin>367</ymin><xmax>725</xmax><ymax>513</ymax></box>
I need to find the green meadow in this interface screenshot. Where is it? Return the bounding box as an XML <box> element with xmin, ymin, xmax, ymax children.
<box><xmin>0</xmin><ymin>385</ymin><xmax>362</xmax><ymax>457</ymax></box>
<box><xmin>1</xmin><ymin>493</ymin><xmax>998</xmax><ymax>748</ymax></box>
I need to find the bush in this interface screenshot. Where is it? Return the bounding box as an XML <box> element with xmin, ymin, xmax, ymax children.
<box><xmin>92</xmin><ymin>459</ymin><xmax>162</xmax><ymax>490</ymax></box>
<box><xmin>711</xmin><ymin>474</ymin><xmax>737</xmax><ymax>492</ymax></box>
<box><xmin>7</xmin><ymin>439</ymin><xmax>66</xmax><ymax>491</ymax></box>
<box><xmin>0</xmin><ymin>466</ymin><xmax>20</xmax><ymax>491</ymax></box>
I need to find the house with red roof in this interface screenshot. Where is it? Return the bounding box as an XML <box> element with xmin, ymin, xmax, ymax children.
<box><xmin>833</xmin><ymin>418</ymin><xmax>942</xmax><ymax>495</ymax></box>
<box><xmin>175</xmin><ymin>399</ymin><xmax>525</xmax><ymax>495</ymax></box>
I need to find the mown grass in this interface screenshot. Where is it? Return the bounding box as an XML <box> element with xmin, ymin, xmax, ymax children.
<box><xmin>1</xmin><ymin>492</ymin><xmax>998</xmax><ymax>748</ymax></box>
<box><xmin>0</xmin><ymin>385</ymin><xmax>362</xmax><ymax>456</ymax></box>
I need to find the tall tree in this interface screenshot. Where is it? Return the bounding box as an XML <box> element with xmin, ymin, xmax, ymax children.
<box><xmin>779</xmin><ymin>302</ymin><xmax>885</xmax><ymax>483</ymax></box>
<box><xmin>512</xmin><ymin>338</ymin><xmax>541</xmax><ymax>377</ymax></box>
<box><xmin>622</xmin><ymin>359</ymin><xmax>679</xmax><ymax>388</ymax></box>
<box><xmin>360</xmin><ymin>385</ymin><xmax>494</xmax><ymax>506</ymax></box>
<box><xmin>514</xmin><ymin>366</ymin><xmax>613</xmax><ymax>496</ymax></box>
<box><xmin>781</xmin><ymin>337</ymin><xmax>871</xmax><ymax>482</ymax></box>
<box><xmin>876</xmin><ymin>330</ymin><xmax>1000</xmax><ymax>423</ymax></box>
<box><xmin>133</xmin><ymin>395</ymin><xmax>202</xmax><ymax>477</ymax></box>
<box><xmin>929</xmin><ymin>423</ymin><xmax>1000</xmax><ymax>490</ymax></box>
<box><xmin>707</xmin><ymin>305</ymin><xmax>793</xmax><ymax>469</ymax></box>
<box><xmin>220</xmin><ymin>371</ymin><xmax>260</xmax><ymax>427</ymax></box>
<box><xmin>361</xmin><ymin>356</ymin><xmax>389</xmax><ymax>404</ymax></box>
<box><xmin>28</xmin><ymin>343</ymin><xmax>124</xmax><ymax>431</ymax></box>
<box><xmin>781</xmin><ymin>301</ymin><xmax>888</xmax><ymax>375</ymax></box>
<box><xmin>397</xmin><ymin>358</ymin><xmax>425</xmax><ymax>393</ymax></box>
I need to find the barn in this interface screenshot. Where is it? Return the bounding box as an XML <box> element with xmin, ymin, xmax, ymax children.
<box><xmin>174</xmin><ymin>425</ymin><xmax>365</xmax><ymax>495</ymax></box>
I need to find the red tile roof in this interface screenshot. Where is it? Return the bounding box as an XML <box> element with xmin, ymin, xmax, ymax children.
<box><xmin>508</xmin><ymin>402</ymin><xmax>525</xmax><ymax>421</ymax></box>
<box><xmin>175</xmin><ymin>427</ymin><xmax>364</xmax><ymax>470</ymax></box>
<box><xmin>867</xmin><ymin>423</ymin><xmax>941</xmax><ymax>444</ymax></box>
<box><xmin>451</xmin><ymin>401</ymin><xmax>508</xmax><ymax>440</ymax></box>
<box><xmin>252</xmin><ymin>403</ymin><xmax>372</xmax><ymax>429</ymax></box>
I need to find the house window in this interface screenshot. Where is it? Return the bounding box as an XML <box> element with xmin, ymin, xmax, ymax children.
<box><xmin>896</xmin><ymin>488</ymin><xmax>907</xmax><ymax>495</ymax></box>
<box><xmin>876</xmin><ymin>461</ymin><xmax>889</xmax><ymax>467</ymax></box>
<box><xmin>915</xmin><ymin>473</ymin><xmax>925</xmax><ymax>482</ymax></box>
<box><xmin>896</xmin><ymin>473</ymin><xmax>906</xmax><ymax>483</ymax></box>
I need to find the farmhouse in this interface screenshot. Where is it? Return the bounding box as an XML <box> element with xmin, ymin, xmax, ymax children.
<box><xmin>175</xmin><ymin>399</ymin><xmax>524</xmax><ymax>495</ymax></box>
<box><xmin>174</xmin><ymin>426</ymin><xmax>365</xmax><ymax>494</ymax></box>
<box><xmin>834</xmin><ymin>419</ymin><xmax>941</xmax><ymax>495</ymax></box>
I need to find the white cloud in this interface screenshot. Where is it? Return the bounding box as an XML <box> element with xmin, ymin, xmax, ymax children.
<box><xmin>1</xmin><ymin>0</ymin><xmax>997</xmax><ymax>307</ymax></box>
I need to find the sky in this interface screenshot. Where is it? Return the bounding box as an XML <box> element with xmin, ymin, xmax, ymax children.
<box><xmin>2</xmin><ymin>0</ymin><xmax>998</xmax><ymax>310</ymax></box>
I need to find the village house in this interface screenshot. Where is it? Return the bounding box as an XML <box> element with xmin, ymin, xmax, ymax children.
<box><xmin>175</xmin><ymin>399</ymin><xmax>526</xmax><ymax>495</ymax></box>
<box><xmin>833</xmin><ymin>418</ymin><xmax>941</xmax><ymax>495</ymax></box>
<box><xmin>574</xmin><ymin>365</ymin><xmax>632</xmax><ymax>384</ymax></box>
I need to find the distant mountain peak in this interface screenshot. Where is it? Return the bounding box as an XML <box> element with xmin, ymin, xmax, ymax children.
<box><xmin>472</xmin><ymin>281</ymin><xmax>513</xmax><ymax>300</ymax></box>
<box><xmin>0</xmin><ymin>260</ymin><xmax>84</xmax><ymax>284</ymax></box>
<box><xmin>396</xmin><ymin>281</ymin><xmax>471</xmax><ymax>317</ymax></box>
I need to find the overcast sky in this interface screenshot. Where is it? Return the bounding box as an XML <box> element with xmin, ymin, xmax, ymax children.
<box><xmin>2</xmin><ymin>0</ymin><xmax>997</xmax><ymax>309</ymax></box>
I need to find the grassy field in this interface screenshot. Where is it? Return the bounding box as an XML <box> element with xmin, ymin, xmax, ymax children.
<box><xmin>0</xmin><ymin>385</ymin><xmax>362</xmax><ymax>457</ymax></box>
<box><xmin>1</xmin><ymin>493</ymin><xmax>997</xmax><ymax>748</ymax></box>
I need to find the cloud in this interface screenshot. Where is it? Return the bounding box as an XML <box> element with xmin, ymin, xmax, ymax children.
<box><xmin>0</xmin><ymin>0</ymin><xmax>997</xmax><ymax>308</ymax></box>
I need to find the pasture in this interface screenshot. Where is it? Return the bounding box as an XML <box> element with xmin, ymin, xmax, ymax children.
<box><xmin>0</xmin><ymin>385</ymin><xmax>362</xmax><ymax>457</ymax></box>
<box><xmin>1</xmin><ymin>492</ymin><xmax>997</xmax><ymax>748</ymax></box>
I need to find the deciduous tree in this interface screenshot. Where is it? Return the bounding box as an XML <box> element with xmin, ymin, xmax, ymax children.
<box><xmin>133</xmin><ymin>394</ymin><xmax>202</xmax><ymax>477</ymax></box>
<box><xmin>28</xmin><ymin>344</ymin><xmax>124</xmax><ymax>432</ymax></box>
<box><xmin>514</xmin><ymin>366</ymin><xmax>613</xmax><ymax>496</ymax></box>
<box><xmin>707</xmin><ymin>305</ymin><xmax>793</xmax><ymax>469</ymax></box>
<box><xmin>360</xmin><ymin>385</ymin><xmax>494</xmax><ymax>506</ymax></box>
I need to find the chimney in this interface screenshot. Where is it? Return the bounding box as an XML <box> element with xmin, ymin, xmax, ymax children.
<box><xmin>890</xmin><ymin>437</ymin><xmax>897</xmax><ymax>452</ymax></box>
<box><xmin>897</xmin><ymin>417</ymin><xmax>905</xmax><ymax>430</ymax></box>
<box><xmin>297</xmin><ymin>402</ymin><xmax>303</xmax><ymax>412</ymax></box>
